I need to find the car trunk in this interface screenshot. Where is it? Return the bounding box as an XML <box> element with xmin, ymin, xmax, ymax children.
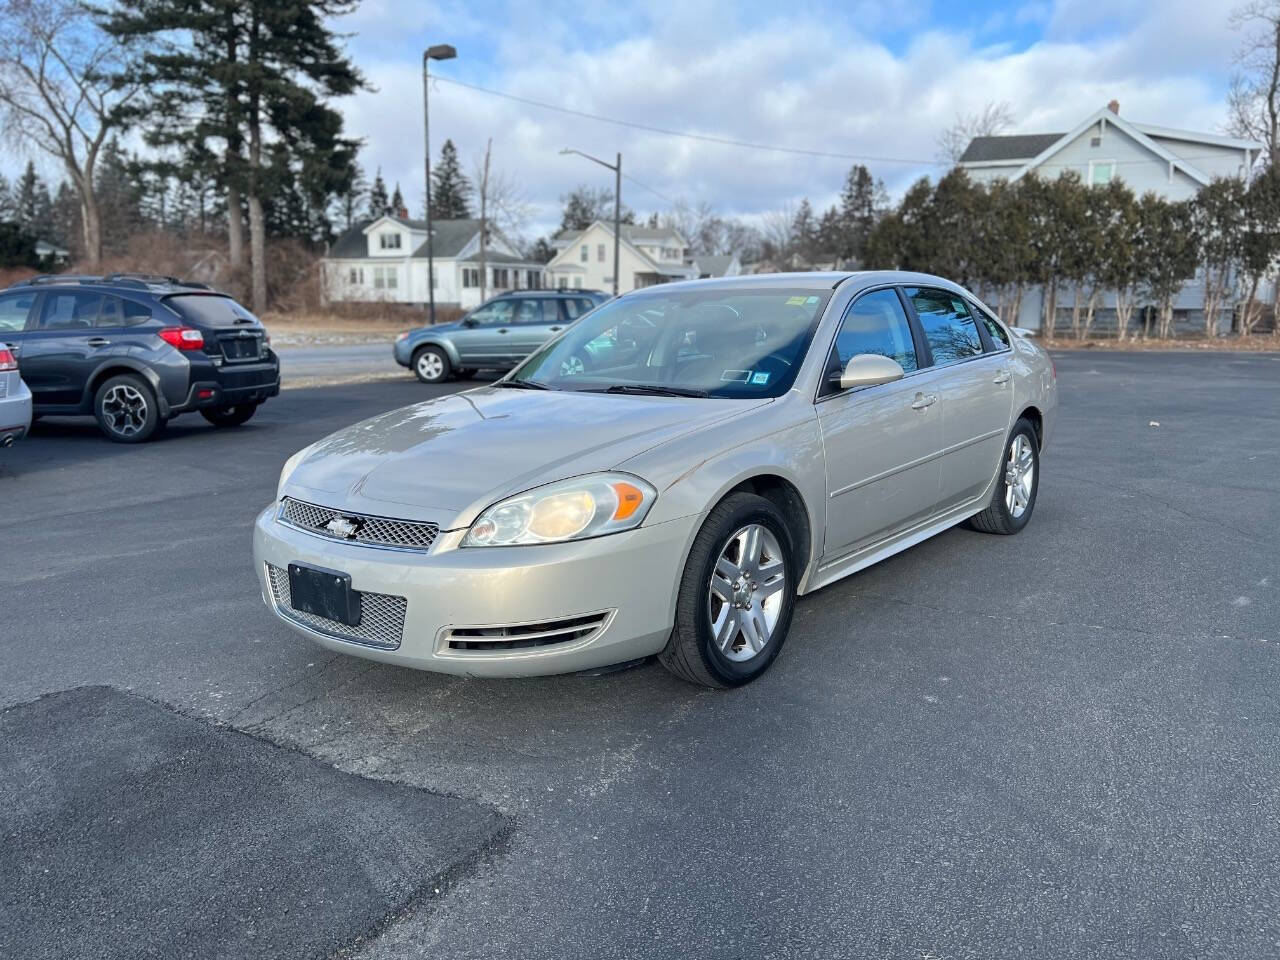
<box><xmin>164</xmin><ymin>293</ymin><xmax>269</xmax><ymax>364</ymax></box>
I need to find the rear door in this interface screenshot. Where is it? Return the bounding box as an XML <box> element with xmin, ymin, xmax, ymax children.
<box><xmin>508</xmin><ymin>298</ymin><xmax>563</xmax><ymax>361</ymax></box>
<box><xmin>903</xmin><ymin>287</ymin><xmax>1013</xmax><ymax>509</ymax></box>
<box><xmin>816</xmin><ymin>287</ymin><xmax>946</xmax><ymax>559</ymax></box>
<box><xmin>164</xmin><ymin>293</ymin><xmax>269</xmax><ymax>365</ymax></box>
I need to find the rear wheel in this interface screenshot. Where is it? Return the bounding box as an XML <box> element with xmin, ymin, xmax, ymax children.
<box><xmin>659</xmin><ymin>492</ymin><xmax>797</xmax><ymax>688</ymax></box>
<box><xmin>94</xmin><ymin>374</ymin><xmax>161</xmax><ymax>443</ymax></box>
<box><xmin>413</xmin><ymin>346</ymin><xmax>450</xmax><ymax>384</ymax></box>
<box><xmin>968</xmin><ymin>419</ymin><xmax>1039</xmax><ymax>535</ymax></box>
<box><xmin>201</xmin><ymin>402</ymin><xmax>259</xmax><ymax>428</ymax></box>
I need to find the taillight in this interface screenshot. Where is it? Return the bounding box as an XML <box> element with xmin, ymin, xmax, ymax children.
<box><xmin>158</xmin><ymin>326</ymin><xmax>204</xmax><ymax>350</ymax></box>
<box><xmin>0</xmin><ymin>347</ymin><xmax>16</xmax><ymax>372</ymax></box>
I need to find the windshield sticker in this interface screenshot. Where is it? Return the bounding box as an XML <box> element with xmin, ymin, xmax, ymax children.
<box><xmin>806</xmin><ymin>296</ymin><xmax>819</xmax><ymax>304</ymax></box>
<box><xmin>720</xmin><ymin>369</ymin><xmax>751</xmax><ymax>382</ymax></box>
<box><xmin>785</xmin><ymin>296</ymin><xmax>806</xmax><ymax>306</ymax></box>
<box><xmin>751</xmin><ymin>372</ymin><xmax>770</xmax><ymax>385</ymax></box>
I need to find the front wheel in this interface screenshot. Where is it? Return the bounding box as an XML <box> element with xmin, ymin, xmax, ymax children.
<box><xmin>413</xmin><ymin>346</ymin><xmax>451</xmax><ymax>384</ymax></box>
<box><xmin>659</xmin><ymin>492</ymin><xmax>797</xmax><ymax>688</ymax></box>
<box><xmin>201</xmin><ymin>402</ymin><xmax>259</xmax><ymax>428</ymax></box>
<box><xmin>968</xmin><ymin>419</ymin><xmax>1039</xmax><ymax>535</ymax></box>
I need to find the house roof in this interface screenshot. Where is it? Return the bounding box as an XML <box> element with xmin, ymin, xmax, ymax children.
<box><xmin>553</xmin><ymin>223</ymin><xmax>685</xmax><ymax>247</ymax></box>
<box><xmin>329</xmin><ymin>220</ymin><xmax>375</xmax><ymax>258</ymax></box>
<box><xmin>959</xmin><ymin>133</ymin><xmax>1064</xmax><ymax>163</ymax></box>
<box><xmin>694</xmin><ymin>254</ymin><xmax>736</xmax><ymax>277</ymax></box>
<box><xmin>328</xmin><ymin>217</ymin><xmax>498</xmax><ymax>261</ymax></box>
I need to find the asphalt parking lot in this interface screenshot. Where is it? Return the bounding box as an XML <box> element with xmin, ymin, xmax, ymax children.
<box><xmin>3</xmin><ymin>350</ymin><xmax>1279</xmax><ymax>959</ymax></box>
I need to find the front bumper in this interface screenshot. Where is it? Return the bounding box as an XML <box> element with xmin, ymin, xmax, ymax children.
<box><xmin>393</xmin><ymin>338</ymin><xmax>412</xmax><ymax>368</ymax></box>
<box><xmin>252</xmin><ymin>503</ymin><xmax>694</xmax><ymax>676</ymax></box>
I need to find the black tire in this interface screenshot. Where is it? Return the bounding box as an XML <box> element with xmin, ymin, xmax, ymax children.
<box><xmin>201</xmin><ymin>402</ymin><xmax>259</xmax><ymax>428</ymax></box>
<box><xmin>93</xmin><ymin>373</ymin><xmax>161</xmax><ymax>443</ymax></box>
<box><xmin>968</xmin><ymin>418</ymin><xmax>1040</xmax><ymax>535</ymax></box>
<box><xmin>412</xmin><ymin>345</ymin><xmax>451</xmax><ymax>383</ymax></box>
<box><xmin>658</xmin><ymin>492</ymin><xmax>798</xmax><ymax>688</ymax></box>
<box><xmin>454</xmin><ymin>367</ymin><xmax>478</xmax><ymax>380</ymax></box>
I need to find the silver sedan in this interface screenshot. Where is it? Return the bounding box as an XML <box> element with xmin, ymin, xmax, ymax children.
<box><xmin>0</xmin><ymin>342</ymin><xmax>32</xmax><ymax>447</ymax></box>
<box><xmin>254</xmin><ymin>272</ymin><xmax>1057</xmax><ymax>687</ymax></box>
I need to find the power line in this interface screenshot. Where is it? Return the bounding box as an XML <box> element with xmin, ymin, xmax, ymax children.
<box><xmin>431</xmin><ymin>75</ymin><xmax>940</xmax><ymax>166</ymax></box>
<box><xmin>621</xmin><ymin>172</ymin><xmax>677</xmax><ymax>206</ymax></box>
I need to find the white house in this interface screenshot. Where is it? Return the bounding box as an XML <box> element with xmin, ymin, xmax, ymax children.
<box><xmin>693</xmin><ymin>254</ymin><xmax>741</xmax><ymax>278</ymax></box>
<box><xmin>959</xmin><ymin>101</ymin><xmax>1263</xmax><ymax>332</ymax></box>
<box><xmin>322</xmin><ymin>216</ymin><xmax>545</xmax><ymax>310</ymax></box>
<box><xmin>544</xmin><ymin>222</ymin><xmax>697</xmax><ymax>293</ymax></box>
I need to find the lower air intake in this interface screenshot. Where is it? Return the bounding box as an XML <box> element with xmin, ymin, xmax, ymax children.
<box><xmin>443</xmin><ymin>612</ymin><xmax>612</xmax><ymax>653</ymax></box>
<box><xmin>265</xmin><ymin>563</ymin><xmax>405</xmax><ymax>650</ymax></box>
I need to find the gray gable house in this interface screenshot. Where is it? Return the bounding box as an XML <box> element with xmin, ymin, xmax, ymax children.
<box><xmin>322</xmin><ymin>215</ymin><xmax>545</xmax><ymax>309</ymax></box>
<box><xmin>958</xmin><ymin>101</ymin><xmax>1262</xmax><ymax>333</ymax></box>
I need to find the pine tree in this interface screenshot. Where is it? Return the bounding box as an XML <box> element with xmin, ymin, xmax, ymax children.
<box><xmin>103</xmin><ymin>0</ymin><xmax>365</xmax><ymax>311</ymax></box>
<box><xmin>367</xmin><ymin>168</ymin><xmax>390</xmax><ymax>219</ymax></box>
<box><xmin>51</xmin><ymin>182</ymin><xmax>80</xmax><ymax>251</ymax></box>
<box><xmin>431</xmin><ymin>139</ymin><xmax>472</xmax><ymax>219</ymax></box>
<box><xmin>837</xmin><ymin>164</ymin><xmax>887</xmax><ymax>264</ymax></box>
<box><xmin>0</xmin><ymin>173</ymin><xmax>13</xmax><ymax>222</ymax></box>
<box><xmin>95</xmin><ymin>139</ymin><xmax>143</xmax><ymax>254</ymax></box>
<box><xmin>14</xmin><ymin>162</ymin><xmax>54</xmax><ymax>240</ymax></box>
<box><xmin>390</xmin><ymin>183</ymin><xmax>405</xmax><ymax>218</ymax></box>
<box><xmin>790</xmin><ymin>198</ymin><xmax>817</xmax><ymax>261</ymax></box>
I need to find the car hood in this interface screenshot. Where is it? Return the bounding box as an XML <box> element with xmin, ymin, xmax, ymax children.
<box><xmin>283</xmin><ymin>386</ymin><xmax>769</xmax><ymax>527</ymax></box>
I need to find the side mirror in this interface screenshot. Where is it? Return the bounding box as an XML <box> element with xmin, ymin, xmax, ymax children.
<box><xmin>834</xmin><ymin>354</ymin><xmax>906</xmax><ymax>391</ymax></box>
<box><xmin>461</xmin><ymin>316</ymin><xmax>477</xmax><ymax>328</ymax></box>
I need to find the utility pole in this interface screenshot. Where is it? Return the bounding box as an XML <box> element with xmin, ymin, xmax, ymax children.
<box><xmin>422</xmin><ymin>44</ymin><xmax>456</xmax><ymax>324</ymax></box>
<box><xmin>561</xmin><ymin>148</ymin><xmax>623</xmax><ymax>297</ymax></box>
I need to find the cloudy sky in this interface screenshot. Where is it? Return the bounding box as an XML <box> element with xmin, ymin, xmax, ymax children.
<box><xmin>334</xmin><ymin>0</ymin><xmax>1244</xmax><ymax>238</ymax></box>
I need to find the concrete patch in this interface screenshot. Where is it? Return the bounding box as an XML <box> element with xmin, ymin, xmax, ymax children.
<box><xmin>0</xmin><ymin>686</ymin><xmax>509</xmax><ymax>960</ymax></box>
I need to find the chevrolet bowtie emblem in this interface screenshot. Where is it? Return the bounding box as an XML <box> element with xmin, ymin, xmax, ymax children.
<box><xmin>324</xmin><ymin>515</ymin><xmax>361</xmax><ymax>539</ymax></box>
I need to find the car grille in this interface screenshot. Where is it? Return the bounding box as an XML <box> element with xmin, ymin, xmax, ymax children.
<box><xmin>442</xmin><ymin>612</ymin><xmax>612</xmax><ymax>654</ymax></box>
<box><xmin>279</xmin><ymin>498</ymin><xmax>440</xmax><ymax>551</ymax></box>
<box><xmin>265</xmin><ymin>563</ymin><xmax>405</xmax><ymax>649</ymax></box>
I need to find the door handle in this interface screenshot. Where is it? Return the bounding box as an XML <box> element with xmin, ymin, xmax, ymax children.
<box><xmin>911</xmin><ymin>393</ymin><xmax>937</xmax><ymax>410</ymax></box>
<box><xmin>993</xmin><ymin>370</ymin><xmax>1011</xmax><ymax>385</ymax></box>
<box><xmin>87</xmin><ymin>337</ymin><xmax>110</xmax><ymax>347</ymax></box>
<box><xmin>497</xmin><ymin>328</ymin><xmax>509</xmax><ymax>334</ymax></box>
<box><xmin>550</xmin><ymin>326</ymin><xmax>562</xmax><ymax>332</ymax></box>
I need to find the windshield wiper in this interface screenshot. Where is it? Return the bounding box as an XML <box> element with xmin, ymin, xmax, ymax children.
<box><xmin>495</xmin><ymin>378</ymin><xmax>551</xmax><ymax>390</ymax></box>
<box><xmin>595</xmin><ymin>384</ymin><xmax>710</xmax><ymax>398</ymax></box>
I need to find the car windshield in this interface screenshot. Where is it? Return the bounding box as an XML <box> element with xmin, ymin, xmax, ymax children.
<box><xmin>510</xmin><ymin>287</ymin><xmax>830</xmax><ymax>399</ymax></box>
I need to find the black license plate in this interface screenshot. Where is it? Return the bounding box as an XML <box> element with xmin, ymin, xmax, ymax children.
<box><xmin>221</xmin><ymin>335</ymin><xmax>261</xmax><ymax>360</ymax></box>
<box><xmin>288</xmin><ymin>564</ymin><xmax>362</xmax><ymax>626</ymax></box>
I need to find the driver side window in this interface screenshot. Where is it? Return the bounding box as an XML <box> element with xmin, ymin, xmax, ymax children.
<box><xmin>824</xmin><ymin>289</ymin><xmax>917</xmax><ymax>393</ymax></box>
<box><xmin>469</xmin><ymin>300</ymin><xmax>515</xmax><ymax>326</ymax></box>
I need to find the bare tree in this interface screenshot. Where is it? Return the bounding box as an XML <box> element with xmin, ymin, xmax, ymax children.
<box><xmin>0</xmin><ymin>0</ymin><xmax>140</xmax><ymax>267</ymax></box>
<box><xmin>472</xmin><ymin>140</ymin><xmax>532</xmax><ymax>299</ymax></box>
<box><xmin>1228</xmin><ymin>1</ymin><xmax>1280</xmax><ymax>167</ymax></box>
<box><xmin>759</xmin><ymin>202</ymin><xmax>795</xmax><ymax>264</ymax></box>
<box><xmin>937</xmin><ymin>101</ymin><xmax>1016</xmax><ymax>166</ymax></box>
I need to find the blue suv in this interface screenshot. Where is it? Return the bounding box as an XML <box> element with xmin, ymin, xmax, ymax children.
<box><xmin>394</xmin><ymin>290</ymin><xmax>609</xmax><ymax>383</ymax></box>
<box><xmin>0</xmin><ymin>274</ymin><xmax>280</xmax><ymax>443</ymax></box>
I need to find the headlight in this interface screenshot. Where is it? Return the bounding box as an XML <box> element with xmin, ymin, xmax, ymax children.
<box><xmin>462</xmin><ymin>472</ymin><xmax>656</xmax><ymax>547</ymax></box>
<box><xmin>395</xmin><ymin>331</ymin><xmax>410</xmax><ymax>342</ymax></box>
<box><xmin>276</xmin><ymin>443</ymin><xmax>315</xmax><ymax>500</ymax></box>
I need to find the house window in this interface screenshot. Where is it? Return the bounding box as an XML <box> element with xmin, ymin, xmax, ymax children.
<box><xmin>580</xmin><ymin>245</ymin><xmax>588</xmax><ymax>262</ymax></box>
<box><xmin>557</xmin><ymin>276</ymin><xmax>568</xmax><ymax>289</ymax></box>
<box><xmin>493</xmin><ymin>268</ymin><xmax>509</xmax><ymax>288</ymax></box>
<box><xmin>379</xmin><ymin>233</ymin><xmax>402</xmax><ymax>250</ymax></box>
<box><xmin>347</xmin><ymin>267</ymin><xmax>364</xmax><ymax>285</ymax></box>
<box><xmin>527</xmin><ymin>270</ymin><xmax>541</xmax><ymax>289</ymax></box>
<box><xmin>462</xmin><ymin>268</ymin><xmax>480</xmax><ymax>288</ymax></box>
<box><xmin>373</xmin><ymin>266</ymin><xmax>398</xmax><ymax>290</ymax></box>
<box><xmin>1089</xmin><ymin>160</ymin><xmax>1115</xmax><ymax>185</ymax></box>
<box><xmin>597</xmin><ymin>243</ymin><xmax>605</xmax><ymax>262</ymax></box>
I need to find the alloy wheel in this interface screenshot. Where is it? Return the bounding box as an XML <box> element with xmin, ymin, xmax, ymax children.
<box><xmin>102</xmin><ymin>384</ymin><xmax>149</xmax><ymax>438</ymax></box>
<box><xmin>1004</xmin><ymin>433</ymin><xmax>1035</xmax><ymax>518</ymax></box>
<box><xmin>707</xmin><ymin>523</ymin><xmax>787</xmax><ymax>662</ymax></box>
<box><xmin>417</xmin><ymin>351</ymin><xmax>444</xmax><ymax>381</ymax></box>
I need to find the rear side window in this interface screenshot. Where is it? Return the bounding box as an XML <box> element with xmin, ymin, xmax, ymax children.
<box><xmin>904</xmin><ymin>287</ymin><xmax>984</xmax><ymax>365</ymax></box>
<box><xmin>825</xmin><ymin>289</ymin><xmax>918</xmax><ymax>391</ymax></box>
<box><xmin>166</xmin><ymin>294</ymin><xmax>257</xmax><ymax>326</ymax></box>
<box><xmin>0</xmin><ymin>291</ymin><xmax>36</xmax><ymax>331</ymax></box>
<box><xmin>973</xmin><ymin>303</ymin><xmax>1010</xmax><ymax>349</ymax></box>
<box><xmin>39</xmin><ymin>292</ymin><xmax>102</xmax><ymax>329</ymax></box>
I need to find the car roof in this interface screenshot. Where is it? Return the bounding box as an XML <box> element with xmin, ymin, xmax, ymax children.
<box><xmin>640</xmin><ymin>271</ymin><xmax>970</xmax><ymax>296</ymax></box>
<box><xmin>5</xmin><ymin>274</ymin><xmax>220</xmax><ymax>296</ymax></box>
<box><xmin>493</xmin><ymin>289</ymin><xmax>605</xmax><ymax>298</ymax></box>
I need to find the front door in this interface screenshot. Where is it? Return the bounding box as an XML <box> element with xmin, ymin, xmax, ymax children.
<box><xmin>902</xmin><ymin>287</ymin><xmax>1013</xmax><ymax>509</ymax></box>
<box><xmin>453</xmin><ymin>298</ymin><xmax>516</xmax><ymax>367</ymax></box>
<box><xmin>816</xmin><ymin>288</ymin><xmax>945</xmax><ymax>560</ymax></box>
<box><xmin>16</xmin><ymin>290</ymin><xmax>116</xmax><ymax>407</ymax></box>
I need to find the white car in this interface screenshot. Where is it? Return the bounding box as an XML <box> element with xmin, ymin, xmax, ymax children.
<box><xmin>254</xmin><ymin>272</ymin><xmax>1057</xmax><ymax>687</ymax></box>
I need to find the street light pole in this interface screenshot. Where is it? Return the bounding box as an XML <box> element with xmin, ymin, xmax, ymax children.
<box><xmin>422</xmin><ymin>44</ymin><xmax>456</xmax><ymax>325</ymax></box>
<box><xmin>560</xmin><ymin>148</ymin><xmax>623</xmax><ymax>297</ymax></box>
